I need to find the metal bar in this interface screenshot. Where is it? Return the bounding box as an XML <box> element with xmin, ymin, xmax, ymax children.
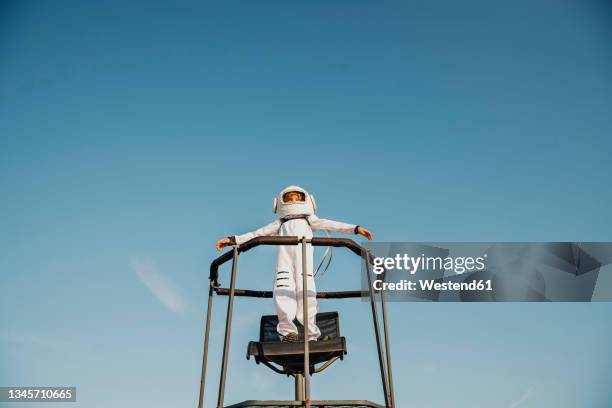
<box><xmin>213</xmin><ymin>287</ymin><xmax>367</xmax><ymax>299</ymax></box>
<box><xmin>311</xmin><ymin>237</ymin><xmax>363</xmax><ymax>256</ymax></box>
<box><xmin>224</xmin><ymin>400</ymin><xmax>385</xmax><ymax>408</ymax></box>
<box><xmin>294</xmin><ymin>374</ymin><xmax>303</xmax><ymax>401</ymax></box>
<box><xmin>197</xmin><ymin>283</ymin><xmax>214</xmax><ymax>408</ymax></box>
<box><xmin>209</xmin><ymin>236</ymin><xmax>367</xmax><ymax>284</ymax></box>
<box><xmin>216</xmin><ymin>246</ymin><xmax>239</xmax><ymax>408</ymax></box>
<box><xmin>364</xmin><ymin>253</ymin><xmax>391</xmax><ymax>407</ymax></box>
<box><xmin>379</xmin><ymin>276</ymin><xmax>395</xmax><ymax>407</ymax></box>
<box><xmin>258</xmin><ymin>360</ymin><xmax>288</xmax><ymax>375</ymax></box>
<box><xmin>313</xmin><ymin>356</ymin><xmax>340</xmax><ymax>373</ymax></box>
<box><xmin>301</xmin><ymin>236</ymin><xmax>311</xmax><ymax>407</ymax></box>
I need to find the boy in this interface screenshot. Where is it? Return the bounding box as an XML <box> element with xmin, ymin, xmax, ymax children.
<box><xmin>216</xmin><ymin>186</ymin><xmax>372</xmax><ymax>342</ymax></box>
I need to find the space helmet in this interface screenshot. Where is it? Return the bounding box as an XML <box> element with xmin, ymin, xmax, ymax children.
<box><xmin>273</xmin><ymin>185</ymin><xmax>317</xmax><ymax>218</ymax></box>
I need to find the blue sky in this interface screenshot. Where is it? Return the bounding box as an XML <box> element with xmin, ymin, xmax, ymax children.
<box><xmin>1</xmin><ymin>1</ymin><xmax>612</xmax><ymax>407</ymax></box>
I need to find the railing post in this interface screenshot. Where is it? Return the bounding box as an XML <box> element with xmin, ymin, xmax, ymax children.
<box><xmin>380</xmin><ymin>280</ymin><xmax>395</xmax><ymax>407</ymax></box>
<box><xmin>197</xmin><ymin>283</ymin><xmax>214</xmax><ymax>408</ymax></box>
<box><xmin>216</xmin><ymin>246</ymin><xmax>239</xmax><ymax>408</ymax></box>
<box><xmin>365</xmin><ymin>252</ymin><xmax>391</xmax><ymax>407</ymax></box>
<box><xmin>301</xmin><ymin>236</ymin><xmax>311</xmax><ymax>408</ymax></box>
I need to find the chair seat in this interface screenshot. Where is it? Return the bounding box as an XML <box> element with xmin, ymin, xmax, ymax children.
<box><xmin>247</xmin><ymin>337</ymin><xmax>347</xmax><ymax>372</ymax></box>
<box><xmin>247</xmin><ymin>311</ymin><xmax>346</xmax><ymax>374</ymax></box>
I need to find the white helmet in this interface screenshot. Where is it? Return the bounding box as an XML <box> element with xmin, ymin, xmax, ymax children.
<box><xmin>273</xmin><ymin>185</ymin><xmax>317</xmax><ymax>218</ymax></box>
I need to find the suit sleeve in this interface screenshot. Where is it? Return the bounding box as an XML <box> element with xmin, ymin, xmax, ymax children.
<box><xmin>308</xmin><ymin>215</ymin><xmax>357</xmax><ymax>234</ymax></box>
<box><xmin>232</xmin><ymin>220</ymin><xmax>281</xmax><ymax>245</ymax></box>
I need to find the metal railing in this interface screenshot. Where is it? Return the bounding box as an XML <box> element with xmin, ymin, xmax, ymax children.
<box><xmin>198</xmin><ymin>236</ymin><xmax>396</xmax><ymax>408</ymax></box>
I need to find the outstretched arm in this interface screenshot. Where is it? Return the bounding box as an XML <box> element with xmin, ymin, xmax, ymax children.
<box><xmin>216</xmin><ymin>220</ymin><xmax>281</xmax><ymax>251</ymax></box>
<box><xmin>308</xmin><ymin>215</ymin><xmax>373</xmax><ymax>240</ymax></box>
<box><xmin>233</xmin><ymin>220</ymin><xmax>281</xmax><ymax>245</ymax></box>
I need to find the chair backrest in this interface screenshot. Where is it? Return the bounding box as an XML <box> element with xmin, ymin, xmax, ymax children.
<box><xmin>259</xmin><ymin>312</ymin><xmax>340</xmax><ymax>342</ymax></box>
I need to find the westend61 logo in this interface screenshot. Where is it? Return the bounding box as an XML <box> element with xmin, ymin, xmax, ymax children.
<box><xmin>364</xmin><ymin>242</ymin><xmax>612</xmax><ymax>302</ymax></box>
<box><xmin>372</xmin><ymin>253</ymin><xmax>487</xmax><ymax>275</ymax></box>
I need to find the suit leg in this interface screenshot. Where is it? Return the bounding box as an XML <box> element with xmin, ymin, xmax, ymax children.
<box><xmin>295</xmin><ymin>242</ymin><xmax>321</xmax><ymax>340</ymax></box>
<box><xmin>274</xmin><ymin>245</ymin><xmax>298</xmax><ymax>336</ymax></box>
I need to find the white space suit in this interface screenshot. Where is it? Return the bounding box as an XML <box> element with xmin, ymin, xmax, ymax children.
<box><xmin>232</xmin><ymin>186</ymin><xmax>357</xmax><ymax>340</ymax></box>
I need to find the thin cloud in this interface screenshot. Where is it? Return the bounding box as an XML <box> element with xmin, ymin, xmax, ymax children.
<box><xmin>131</xmin><ymin>256</ymin><xmax>187</xmax><ymax>314</ymax></box>
<box><xmin>0</xmin><ymin>331</ymin><xmax>73</xmax><ymax>349</ymax></box>
<box><xmin>510</xmin><ymin>387</ymin><xmax>533</xmax><ymax>408</ymax></box>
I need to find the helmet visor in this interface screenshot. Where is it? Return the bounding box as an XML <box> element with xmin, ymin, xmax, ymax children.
<box><xmin>282</xmin><ymin>191</ymin><xmax>306</xmax><ymax>203</ymax></box>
